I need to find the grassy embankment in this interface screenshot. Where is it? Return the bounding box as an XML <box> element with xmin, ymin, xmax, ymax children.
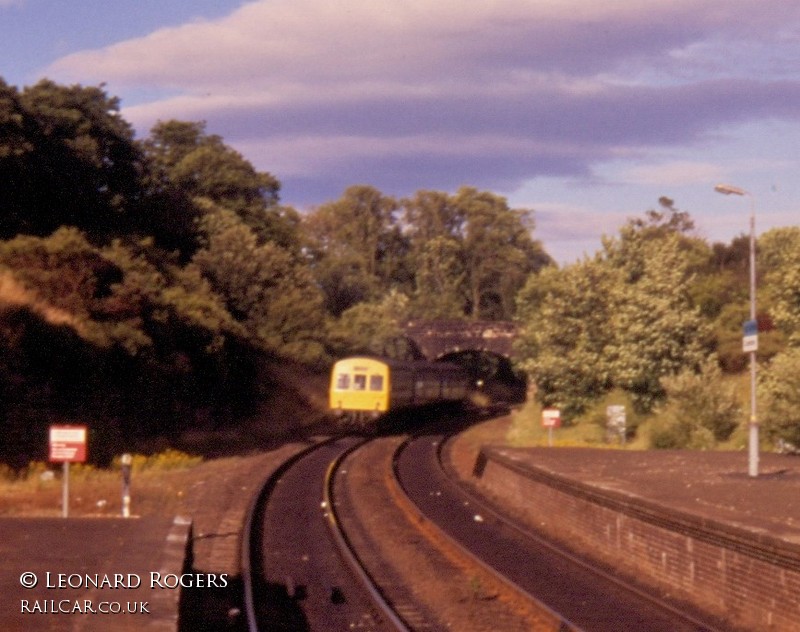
<box><xmin>0</xmin><ymin>450</ymin><xmax>202</xmax><ymax>517</ymax></box>
<box><xmin>504</xmin><ymin>374</ymin><xmax>753</xmax><ymax>451</ymax></box>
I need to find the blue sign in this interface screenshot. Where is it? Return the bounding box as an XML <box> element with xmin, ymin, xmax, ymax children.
<box><xmin>743</xmin><ymin>319</ymin><xmax>758</xmax><ymax>352</ymax></box>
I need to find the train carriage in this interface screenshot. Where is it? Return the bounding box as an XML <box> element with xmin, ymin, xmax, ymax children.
<box><xmin>329</xmin><ymin>356</ymin><xmax>469</xmax><ymax>421</ymax></box>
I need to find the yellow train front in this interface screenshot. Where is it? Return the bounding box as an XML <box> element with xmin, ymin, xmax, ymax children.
<box><xmin>329</xmin><ymin>356</ymin><xmax>469</xmax><ymax>424</ymax></box>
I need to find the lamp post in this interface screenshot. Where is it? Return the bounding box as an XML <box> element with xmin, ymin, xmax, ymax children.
<box><xmin>714</xmin><ymin>183</ymin><xmax>758</xmax><ymax>477</ymax></box>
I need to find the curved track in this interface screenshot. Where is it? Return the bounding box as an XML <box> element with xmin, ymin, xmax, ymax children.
<box><xmin>243</xmin><ymin>437</ymin><xmax>406</xmax><ymax>632</ymax></box>
<box><xmin>394</xmin><ymin>430</ymin><xmax>729</xmax><ymax>632</ymax></box>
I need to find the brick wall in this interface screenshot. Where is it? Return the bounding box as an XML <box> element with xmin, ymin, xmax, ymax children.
<box><xmin>474</xmin><ymin>447</ymin><xmax>800</xmax><ymax>631</ymax></box>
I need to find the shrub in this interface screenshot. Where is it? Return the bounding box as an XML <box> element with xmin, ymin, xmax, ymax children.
<box><xmin>759</xmin><ymin>348</ymin><xmax>800</xmax><ymax>446</ymax></box>
<box><xmin>648</xmin><ymin>357</ymin><xmax>743</xmax><ymax>449</ymax></box>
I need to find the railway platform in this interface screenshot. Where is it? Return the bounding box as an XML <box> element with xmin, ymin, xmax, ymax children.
<box><xmin>0</xmin><ymin>514</ymin><xmax>190</xmax><ymax>632</ymax></box>
<box><xmin>468</xmin><ymin>444</ymin><xmax>800</xmax><ymax>631</ymax></box>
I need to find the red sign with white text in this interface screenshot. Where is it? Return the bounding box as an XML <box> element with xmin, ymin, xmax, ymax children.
<box><xmin>49</xmin><ymin>425</ymin><xmax>87</xmax><ymax>463</ymax></box>
<box><xmin>542</xmin><ymin>408</ymin><xmax>561</xmax><ymax>428</ymax></box>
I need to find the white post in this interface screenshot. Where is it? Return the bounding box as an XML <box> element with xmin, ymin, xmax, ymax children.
<box><xmin>121</xmin><ymin>453</ymin><xmax>132</xmax><ymax>518</ymax></box>
<box><xmin>747</xmin><ymin>206</ymin><xmax>758</xmax><ymax>477</ymax></box>
<box><xmin>715</xmin><ymin>183</ymin><xmax>758</xmax><ymax>477</ymax></box>
<box><xmin>62</xmin><ymin>462</ymin><xmax>69</xmax><ymax>518</ymax></box>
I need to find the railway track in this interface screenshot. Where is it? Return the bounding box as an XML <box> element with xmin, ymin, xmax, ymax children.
<box><xmin>394</xmin><ymin>429</ymin><xmax>734</xmax><ymax>632</ymax></box>
<box><xmin>243</xmin><ymin>436</ymin><xmax>402</xmax><ymax>631</ymax></box>
<box><xmin>242</xmin><ymin>430</ymin><xmax>559</xmax><ymax>631</ymax></box>
<box><xmin>241</xmin><ymin>418</ymin><xmax>733</xmax><ymax>631</ymax></box>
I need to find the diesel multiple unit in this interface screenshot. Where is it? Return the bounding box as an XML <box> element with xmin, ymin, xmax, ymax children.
<box><xmin>329</xmin><ymin>356</ymin><xmax>470</xmax><ymax>422</ymax></box>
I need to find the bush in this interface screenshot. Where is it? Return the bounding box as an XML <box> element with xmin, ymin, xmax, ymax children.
<box><xmin>111</xmin><ymin>449</ymin><xmax>202</xmax><ymax>472</ymax></box>
<box><xmin>648</xmin><ymin>357</ymin><xmax>743</xmax><ymax>449</ymax></box>
<box><xmin>648</xmin><ymin>417</ymin><xmax>716</xmax><ymax>450</ymax></box>
<box><xmin>759</xmin><ymin>348</ymin><xmax>800</xmax><ymax>446</ymax></box>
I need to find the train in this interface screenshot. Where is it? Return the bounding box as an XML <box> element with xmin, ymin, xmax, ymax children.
<box><xmin>329</xmin><ymin>355</ymin><xmax>472</xmax><ymax>424</ymax></box>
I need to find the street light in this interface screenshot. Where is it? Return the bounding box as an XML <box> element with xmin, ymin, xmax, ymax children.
<box><xmin>714</xmin><ymin>183</ymin><xmax>758</xmax><ymax>477</ymax></box>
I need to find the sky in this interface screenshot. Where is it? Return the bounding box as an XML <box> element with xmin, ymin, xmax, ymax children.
<box><xmin>2</xmin><ymin>0</ymin><xmax>799</xmax><ymax>263</ymax></box>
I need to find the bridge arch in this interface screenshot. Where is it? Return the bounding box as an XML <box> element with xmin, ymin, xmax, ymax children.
<box><xmin>402</xmin><ymin>320</ymin><xmax>527</xmax><ymax>405</ymax></box>
<box><xmin>402</xmin><ymin>319</ymin><xmax>518</xmax><ymax>360</ymax></box>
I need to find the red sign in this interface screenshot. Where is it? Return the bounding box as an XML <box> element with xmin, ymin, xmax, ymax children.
<box><xmin>49</xmin><ymin>425</ymin><xmax>87</xmax><ymax>463</ymax></box>
<box><xmin>542</xmin><ymin>408</ymin><xmax>561</xmax><ymax>428</ymax></box>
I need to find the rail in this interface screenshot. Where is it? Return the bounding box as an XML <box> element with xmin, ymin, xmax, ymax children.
<box><xmin>322</xmin><ymin>440</ymin><xmax>412</xmax><ymax>632</ymax></box>
<box><xmin>392</xmin><ymin>433</ymin><xmax>584</xmax><ymax>632</ymax></box>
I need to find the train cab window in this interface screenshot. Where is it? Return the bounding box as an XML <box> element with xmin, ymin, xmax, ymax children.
<box><xmin>353</xmin><ymin>374</ymin><xmax>367</xmax><ymax>391</ymax></box>
<box><xmin>369</xmin><ymin>375</ymin><xmax>384</xmax><ymax>391</ymax></box>
<box><xmin>335</xmin><ymin>373</ymin><xmax>351</xmax><ymax>390</ymax></box>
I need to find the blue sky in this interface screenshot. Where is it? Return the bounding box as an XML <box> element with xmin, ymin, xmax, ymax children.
<box><xmin>2</xmin><ymin>0</ymin><xmax>799</xmax><ymax>263</ymax></box>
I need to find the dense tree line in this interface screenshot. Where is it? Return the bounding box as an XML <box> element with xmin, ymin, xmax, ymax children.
<box><xmin>516</xmin><ymin>199</ymin><xmax>800</xmax><ymax>449</ymax></box>
<box><xmin>0</xmin><ymin>79</ymin><xmax>551</xmax><ymax>463</ymax></box>
<box><xmin>1</xmin><ymin>78</ymin><xmax>798</xmax><ymax>461</ymax></box>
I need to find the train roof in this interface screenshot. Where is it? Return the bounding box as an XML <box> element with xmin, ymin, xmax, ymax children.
<box><xmin>332</xmin><ymin>355</ymin><xmax>464</xmax><ymax>371</ymax></box>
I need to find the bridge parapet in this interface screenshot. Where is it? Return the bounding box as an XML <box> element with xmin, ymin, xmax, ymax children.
<box><xmin>403</xmin><ymin>320</ymin><xmax>518</xmax><ymax>360</ymax></box>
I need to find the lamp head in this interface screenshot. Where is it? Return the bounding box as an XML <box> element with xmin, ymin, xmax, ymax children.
<box><xmin>715</xmin><ymin>183</ymin><xmax>748</xmax><ymax>196</ymax></box>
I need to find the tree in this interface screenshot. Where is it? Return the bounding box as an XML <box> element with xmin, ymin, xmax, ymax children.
<box><xmin>759</xmin><ymin>227</ymin><xmax>800</xmax><ymax>345</ymax></box>
<box><xmin>604</xmin><ymin>230</ymin><xmax>711</xmax><ymax>412</ymax></box>
<box><xmin>0</xmin><ymin>79</ymin><xmax>144</xmax><ymax>241</ymax></box>
<box><xmin>401</xmin><ymin>190</ymin><xmax>466</xmax><ymax>318</ymax></box>
<box><xmin>411</xmin><ymin>236</ymin><xmax>467</xmax><ymax>318</ymax></box>
<box><xmin>302</xmin><ymin>185</ymin><xmax>406</xmax><ymax>315</ymax></box>
<box><xmin>400</xmin><ymin>187</ymin><xmax>551</xmax><ymax>321</ymax></box>
<box><xmin>326</xmin><ymin>290</ymin><xmax>415</xmax><ymax>358</ymax></box>
<box><xmin>627</xmin><ymin>196</ymin><xmax>695</xmax><ymax>237</ymax></box>
<box><xmin>760</xmin><ymin>348</ymin><xmax>800</xmax><ymax>447</ymax></box>
<box><xmin>649</xmin><ymin>357</ymin><xmax>742</xmax><ymax>449</ymax></box>
<box><xmin>140</xmin><ymin>120</ymin><xmax>297</xmax><ymax>254</ymax></box>
<box><xmin>0</xmin><ymin>227</ymin><xmax>119</xmax><ymax>323</ymax></box>
<box><xmin>516</xmin><ymin>207</ymin><xmax>712</xmax><ymax>418</ymax></box>
<box><xmin>455</xmin><ymin>187</ymin><xmax>551</xmax><ymax>319</ymax></box>
<box><xmin>193</xmin><ymin>207</ymin><xmax>326</xmax><ymax>364</ymax></box>
<box><xmin>515</xmin><ymin>257</ymin><xmax>614</xmax><ymax>419</ymax></box>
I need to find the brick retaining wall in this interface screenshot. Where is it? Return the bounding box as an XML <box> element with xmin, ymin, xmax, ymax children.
<box><xmin>474</xmin><ymin>447</ymin><xmax>800</xmax><ymax>631</ymax></box>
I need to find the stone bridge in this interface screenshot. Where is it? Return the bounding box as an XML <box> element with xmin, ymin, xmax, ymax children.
<box><xmin>402</xmin><ymin>319</ymin><xmax>519</xmax><ymax>360</ymax></box>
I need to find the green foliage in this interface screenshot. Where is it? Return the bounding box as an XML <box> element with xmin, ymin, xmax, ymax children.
<box><xmin>326</xmin><ymin>290</ymin><xmax>413</xmax><ymax>357</ymax></box>
<box><xmin>402</xmin><ymin>187</ymin><xmax>551</xmax><ymax>320</ymax></box>
<box><xmin>140</xmin><ymin>119</ymin><xmax>296</xmax><ymax>254</ymax></box>
<box><xmin>0</xmin><ymin>227</ymin><xmax>118</xmax><ymax>320</ymax></box>
<box><xmin>516</xmin><ymin>258</ymin><xmax>613</xmax><ymax>419</ymax></box>
<box><xmin>759</xmin><ymin>348</ymin><xmax>800</xmax><ymax>446</ymax></box>
<box><xmin>302</xmin><ymin>185</ymin><xmax>406</xmax><ymax>315</ymax></box>
<box><xmin>143</xmin><ymin>121</ymin><xmax>281</xmax><ymax>227</ymax></box>
<box><xmin>303</xmin><ymin>185</ymin><xmax>552</xmax><ymax>321</ymax></box>
<box><xmin>605</xmin><ymin>231</ymin><xmax>712</xmax><ymax>412</ymax></box>
<box><xmin>517</xmin><ymin>208</ymin><xmax>712</xmax><ymax>420</ymax></box>
<box><xmin>411</xmin><ymin>235</ymin><xmax>466</xmax><ymax>318</ymax></box>
<box><xmin>193</xmin><ymin>207</ymin><xmax>327</xmax><ymax>364</ymax></box>
<box><xmin>646</xmin><ymin>358</ymin><xmax>743</xmax><ymax>449</ymax></box>
<box><xmin>455</xmin><ymin>187</ymin><xmax>551</xmax><ymax>319</ymax></box>
<box><xmin>760</xmin><ymin>227</ymin><xmax>800</xmax><ymax>345</ymax></box>
<box><xmin>0</xmin><ymin>80</ymin><xmax>144</xmax><ymax>241</ymax></box>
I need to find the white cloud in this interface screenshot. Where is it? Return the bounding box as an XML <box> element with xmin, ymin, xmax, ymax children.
<box><xmin>39</xmin><ymin>0</ymin><xmax>800</xmax><ymax>213</ymax></box>
<box><xmin>534</xmin><ymin>203</ymin><xmax>630</xmax><ymax>241</ymax></box>
<box><xmin>622</xmin><ymin>161</ymin><xmax>726</xmax><ymax>186</ymax></box>
<box><xmin>48</xmin><ymin>0</ymin><xmax>794</xmax><ymax>93</ymax></box>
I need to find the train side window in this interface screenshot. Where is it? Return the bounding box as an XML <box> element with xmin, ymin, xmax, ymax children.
<box><xmin>369</xmin><ymin>375</ymin><xmax>384</xmax><ymax>391</ymax></box>
<box><xmin>336</xmin><ymin>373</ymin><xmax>350</xmax><ymax>390</ymax></box>
<box><xmin>353</xmin><ymin>374</ymin><xmax>367</xmax><ymax>391</ymax></box>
